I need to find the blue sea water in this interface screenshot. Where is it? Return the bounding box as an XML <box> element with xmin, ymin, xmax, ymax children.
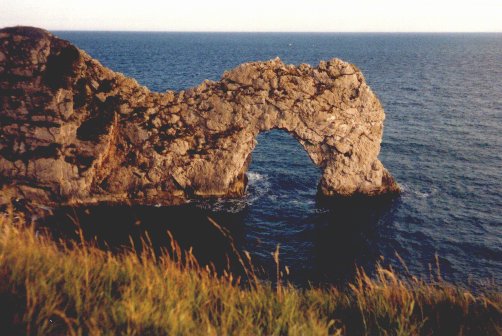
<box><xmin>55</xmin><ymin>32</ymin><xmax>502</xmax><ymax>287</ymax></box>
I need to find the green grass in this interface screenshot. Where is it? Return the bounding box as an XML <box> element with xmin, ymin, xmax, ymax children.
<box><xmin>0</xmin><ymin>208</ymin><xmax>501</xmax><ymax>335</ymax></box>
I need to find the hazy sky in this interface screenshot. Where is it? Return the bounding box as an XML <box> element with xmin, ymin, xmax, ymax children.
<box><xmin>1</xmin><ymin>0</ymin><xmax>501</xmax><ymax>32</ymax></box>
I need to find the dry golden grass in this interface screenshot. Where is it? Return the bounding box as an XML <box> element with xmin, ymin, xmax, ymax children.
<box><xmin>0</xmin><ymin>208</ymin><xmax>501</xmax><ymax>335</ymax></box>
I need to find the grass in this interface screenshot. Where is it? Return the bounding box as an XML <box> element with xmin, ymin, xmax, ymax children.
<box><xmin>0</xmin><ymin>207</ymin><xmax>501</xmax><ymax>335</ymax></box>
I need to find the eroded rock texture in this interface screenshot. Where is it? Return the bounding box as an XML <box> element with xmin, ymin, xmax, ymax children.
<box><xmin>0</xmin><ymin>26</ymin><xmax>399</xmax><ymax>207</ymax></box>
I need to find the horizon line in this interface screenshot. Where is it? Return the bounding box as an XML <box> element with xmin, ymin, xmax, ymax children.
<box><xmin>3</xmin><ymin>26</ymin><xmax>501</xmax><ymax>34</ymax></box>
<box><xmin>50</xmin><ymin>29</ymin><xmax>502</xmax><ymax>34</ymax></box>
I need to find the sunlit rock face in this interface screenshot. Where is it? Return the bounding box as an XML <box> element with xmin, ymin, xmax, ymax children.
<box><xmin>0</xmin><ymin>26</ymin><xmax>399</xmax><ymax>207</ymax></box>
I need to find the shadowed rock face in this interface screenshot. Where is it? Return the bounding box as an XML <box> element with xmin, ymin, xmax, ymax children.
<box><xmin>0</xmin><ymin>26</ymin><xmax>399</xmax><ymax>207</ymax></box>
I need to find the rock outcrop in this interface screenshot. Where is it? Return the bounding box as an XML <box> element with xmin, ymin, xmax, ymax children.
<box><xmin>0</xmin><ymin>26</ymin><xmax>399</xmax><ymax>207</ymax></box>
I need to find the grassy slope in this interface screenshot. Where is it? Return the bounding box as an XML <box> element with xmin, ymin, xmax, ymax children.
<box><xmin>0</xmin><ymin>210</ymin><xmax>501</xmax><ymax>335</ymax></box>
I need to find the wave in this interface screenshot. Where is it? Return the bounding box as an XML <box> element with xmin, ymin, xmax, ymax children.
<box><xmin>400</xmin><ymin>183</ymin><xmax>438</xmax><ymax>199</ymax></box>
<box><xmin>194</xmin><ymin>171</ymin><xmax>271</xmax><ymax>213</ymax></box>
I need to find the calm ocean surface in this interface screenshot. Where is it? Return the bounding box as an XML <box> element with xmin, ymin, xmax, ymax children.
<box><xmin>54</xmin><ymin>32</ymin><xmax>502</xmax><ymax>287</ymax></box>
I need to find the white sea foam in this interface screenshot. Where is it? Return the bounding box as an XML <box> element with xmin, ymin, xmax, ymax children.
<box><xmin>194</xmin><ymin>171</ymin><xmax>271</xmax><ymax>213</ymax></box>
<box><xmin>246</xmin><ymin>171</ymin><xmax>266</xmax><ymax>183</ymax></box>
<box><xmin>401</xmin><ymin>183</ymin><xmax>438</xmax><ymax>199</ymax></box>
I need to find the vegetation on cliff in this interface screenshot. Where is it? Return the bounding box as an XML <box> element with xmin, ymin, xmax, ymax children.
<box><xmin>0</xmin><ymin>208</ymin><xmax>500</xmax><ymax>335</ymax></box>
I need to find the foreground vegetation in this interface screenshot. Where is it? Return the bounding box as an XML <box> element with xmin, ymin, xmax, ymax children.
<box><xmin>0</xmin><ymin>210</ymin><xmax>501</xmax><ymax>335</ymax></box>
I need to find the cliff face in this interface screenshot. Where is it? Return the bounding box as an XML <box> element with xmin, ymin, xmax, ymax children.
<box><xmin>0</xmin><ymin>26</ymin><xmax>399</xmax><ymax>207</ymax></box>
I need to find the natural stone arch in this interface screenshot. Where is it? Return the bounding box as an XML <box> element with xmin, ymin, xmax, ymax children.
<box><xmin>169</xmin><ymin>59</ymin><xmax>399</xmax><ymax>199</ymax></box>
<box><xmin>0</xmin><ymin>27</ymin><xmax>399</xmax><ymax>208</ymax></box>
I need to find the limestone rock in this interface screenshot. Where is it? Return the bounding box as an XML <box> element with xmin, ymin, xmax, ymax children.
<box><xmin>0</xmin><ymin>26</ymin><xmax>400</xmax><ymax>208</ymax></box>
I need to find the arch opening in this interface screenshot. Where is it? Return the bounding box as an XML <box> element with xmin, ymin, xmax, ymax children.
<box><xmin>193</xmin><ymin>129</ymin><xmax>323</xmax><ymax>214</ymax></box>
<box><xmin>241</xmin><ymin>129</ymin><xmax>322</xmax><ymax>212</ymax></box>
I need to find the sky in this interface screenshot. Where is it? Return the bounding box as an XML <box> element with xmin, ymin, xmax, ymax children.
<box><xmin>1</xmin><ymin>0</ymin><xmax>501</xmax><ymax>32</ymax></box>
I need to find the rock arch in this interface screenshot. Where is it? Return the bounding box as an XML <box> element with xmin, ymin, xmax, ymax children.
<box><xmin>0</xmin><ymin>27</ymin><xmax>399</xmax><ymax>207</ymax></box>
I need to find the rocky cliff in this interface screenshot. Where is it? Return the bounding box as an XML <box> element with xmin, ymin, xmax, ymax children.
<box><xmin>0</xmin><ymin>26</ymin><xmax>399</xmax><ymax>208</ymax></box>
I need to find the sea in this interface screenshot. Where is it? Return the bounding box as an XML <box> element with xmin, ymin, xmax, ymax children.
<box><xmin>51</xmin><ymin>32</ymin><xmax>502</xmax><ymax>288</ymax></box>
